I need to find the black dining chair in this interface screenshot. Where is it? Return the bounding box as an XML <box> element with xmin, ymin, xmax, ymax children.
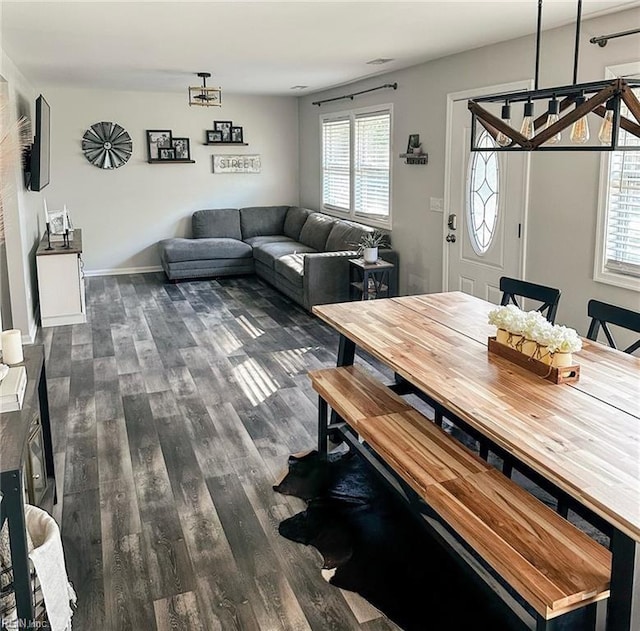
<box><xmin>586</xmin><ymin>299</ymin><xmax>640</xmax><ymax>354</ymax></box>
<box><xmin>499</xmin><ymin>276</ymin><xmax>561</xmax><ymax>324</ymax></box>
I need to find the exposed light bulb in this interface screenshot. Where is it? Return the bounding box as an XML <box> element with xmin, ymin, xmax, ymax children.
<box><xmin>544</xmin><ymin>98</ymin><xmax>562</xmax><ymax>145</ymax></box>
<box><xmin>570</xmin><ymin>95</ymin><xmax>590</xmax><ymax>144</ymax></box>
<box><xmin>598</xmin><ymin>99</ymin><xmax>616</xmax><ymax>145</ymax></box>
<box><xmin>520</xmin><ymin>102</ymin><xmax>535</xmax><ymax>140</ymax></box>
<box><xmin>496</xmin><ymin>103</ymin><xmax>512</xmax><ymax>147</ymax></box>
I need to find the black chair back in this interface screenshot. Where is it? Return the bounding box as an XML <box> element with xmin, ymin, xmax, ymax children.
<box><xmin>586</xmin><ymin>299</ymin><xmax>640</xmax><ymax>354</ymax></box>
<box><xmin>499</xmin><ymin>277</ymin><xmax>561</xmax><ymax>323</ymax></box>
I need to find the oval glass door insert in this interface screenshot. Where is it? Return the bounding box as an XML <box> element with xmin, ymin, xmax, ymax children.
<box><xmin>466</xmin><ymin>131</ymin><xmax>500</xmax><ymax>255</ymax></box>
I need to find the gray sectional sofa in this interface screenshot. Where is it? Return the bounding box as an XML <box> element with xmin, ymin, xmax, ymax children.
<box><xmin>159</xmin><ymin>205</ymin><xmax>398</xmax><ymax>310</ymax></box>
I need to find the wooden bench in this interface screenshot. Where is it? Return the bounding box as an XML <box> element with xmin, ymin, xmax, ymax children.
<box><xmin>309</xmin><ymin>366</ymin><xmax>612</xmax><ymax>630</ymax></box>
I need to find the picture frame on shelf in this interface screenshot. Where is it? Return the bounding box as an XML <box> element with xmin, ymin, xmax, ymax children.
<box><xmin>231</xmin><ymin>126</ymin><xmax>243</xmax><ymax>143</ymax></box>
<box><xmin>159</xmin><ymin>147</ymin><xmax>176</xmax><ymax>160</ymax></box>
<box><xmin>407</xmin><ymin>134</ymin><xmax>420</xmax><ymax>153</ymax></box>
<box><xmin>172</xmin><ymin>137</ymin><xmax>190</xmax><ymax>159</ymax></box>
<box><xmin>214</xmin><ymin>120</ymin><xmax>233</xmax><ymax>142</ymax></box>
<box><xmin>147</xmin><ymin>130</ymin><xmax>172</xmax><ymax>160</ymax></box>
<box><xmin>207</xmin><ymin>130</ymin><xmax>223</xmax><ymax>143</ymax></box>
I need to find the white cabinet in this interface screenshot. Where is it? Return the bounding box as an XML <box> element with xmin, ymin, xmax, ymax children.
<box><xmin>36</xmin><ymin>229</ymin><xmax>86</xmax><ymax>327</ymax></box>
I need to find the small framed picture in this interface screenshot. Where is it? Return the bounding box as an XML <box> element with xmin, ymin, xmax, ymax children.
<box><xmin>207</xmin><ymin>130</ymin><xmax>223</xmax><ymax>144</ymax></box>
<box><xmin>172</xmin><ymin>137</ymin><xmax>190</xmax><ymax>159</ymax></box>
<box><xmin>214</xmin><ymin>120</ymin><xmax>233</xmax><ymax>143</ymax></box>
<box><xmin>231</xmin><ymin>126</ymin><xmax>243</xmax><ymax>143</ymax></box>
<box><xmin>407</xmin><ymin>134</ymin><xmax>420</xmax><ymax>153</ymax></box>
<box><xmin>159</xmin><ymin>147</ymin><xmax>176</xmax><ymax>160</ymax></box>
<box><xmin>147</xmin><ymin>130</ymin><xmax>173</xmax><ymax>160</ymax></box>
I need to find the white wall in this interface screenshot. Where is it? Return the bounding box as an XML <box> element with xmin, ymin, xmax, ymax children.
<box><xmin>0</xmin><ymin>49</ymin><xmax>42</xmax><ymax>341</ymax></box>
<box><xmin>42</xmin><ymin>87</ymin><xmax>299</xmax><ymax>274</ymax></box>
<box><xmin>298</xmin><ymin>7</ymin><xmax>640</xmax><ymax>335</ymax></box>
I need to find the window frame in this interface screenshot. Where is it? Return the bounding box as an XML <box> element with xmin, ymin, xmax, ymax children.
<box><xmin>320</xmin><ymin>103</ymin><xmax>393</xmax><ymax>229</ymax></box>
<box><xmin>594</xmin><ymin>61</ymin><xmax>640</xmax><ymax>292</ymax></box>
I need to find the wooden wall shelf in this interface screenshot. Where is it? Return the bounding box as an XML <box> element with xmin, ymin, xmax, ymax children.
<box><xmin>147</xmin><ymin>159</ymin><xmax>196</xmax><ymax>164</ymax></box>
<box><xmin>399</xmin><ymin>153</ymin><xmax>428</xmax><ymax>165</ymax></box>
<box><xmin>204</xmin><ymin>142</ymin><xmax>249</xmax><ymax>146</ymax></box>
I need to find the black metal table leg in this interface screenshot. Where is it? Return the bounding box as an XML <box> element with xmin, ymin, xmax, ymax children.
<box><xmin>336</xmin><ymin>335</ymin><xmax>356</xmax><ymax>367</ymax></box>
<box><xmin>607</xmin><ymin>529</ymin><xmax>639</xmax><ymax>631</ymax></box>
<box><xmin>329</xmin><ymin>335</ymin><xmax>357</xmax><ymax>440</ymax></box>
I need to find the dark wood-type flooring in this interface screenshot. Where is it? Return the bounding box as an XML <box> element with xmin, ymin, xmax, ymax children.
<box><xmin>39</xmin><ymin>273</ymin><xmax>403</xmax><ymax>631</ymax></box>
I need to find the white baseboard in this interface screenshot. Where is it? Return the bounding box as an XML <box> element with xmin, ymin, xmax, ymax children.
<box><xmin>84</xmin><ymin>265</ymin><xmax>163</xmax><ymax>277</ymax></box>
<box><xmin>22</xmin><ymin>316</ymin><xmax>39</xmax><ymax>345</ymax></box>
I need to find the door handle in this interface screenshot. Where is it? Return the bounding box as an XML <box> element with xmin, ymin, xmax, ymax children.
<box><xmin>447</xmin><ymin>213</ymin><xmax>457</xmax><ymax>230</ymax></box>
<box><xmin>446</xmin><ymin>234</ymin><xmax>456</xmax><ymax>243</ymax></box>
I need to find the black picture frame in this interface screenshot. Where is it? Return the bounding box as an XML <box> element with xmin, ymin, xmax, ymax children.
<box><xmin>207</xmin><ymin>130</ymin><xmax>223</xmax><ymax>144</ymax></box>
<box><xmin>159</xmin><ymin>147</ymin><xmax>176</xmax><ymax>161</ymax></box>
<box><xmin>147</xmin><ymin>129</ymin><xmax>173</xmax><ymax>160</ymax></box>
<box><xmin>231</xmin><ymin>126</ymin><xmax>243</xmax><ymax>143</ymax></box>
<box><xmin>407</xmin><ymin>134</ymin><xmax>420</xmax><ymax>153</ymax></box>
<box><xmin>172</xmin><ymin>137</ymin><xmax>190</xmax><ymax>159</ymax></box>
<box><xmin>214</xmin><ymin>120</ymin><xmax>233</xmax><ymax>143</ymax></box>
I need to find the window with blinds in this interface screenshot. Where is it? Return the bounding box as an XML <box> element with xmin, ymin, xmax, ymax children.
<box><xmin>354</xmin><ymin>112</ymin><xmax>391</xmax><ymax>219</ymax></box>
<box><xmin>321</xmin><ymin>106</ymin><xmax>392</xmax><ymax>226</ymax></box>
<box><xmin>602</xmin><ymin>91</ymin><xmax>640</xmax><ymax>280</ymax></box>
<box><xmin>322</xmin><ymin>118</ymin><xmax>350</xmax><ymax>211</ymax></box>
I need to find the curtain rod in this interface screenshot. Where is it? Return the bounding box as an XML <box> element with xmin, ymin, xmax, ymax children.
<box><xmin>590</xmin><ymin>27</ymin><xmax>640</xmax><ymax>47</ymax></box>
<box><xmin>312</xmin><ymin>82</ymin><xmax>398</xmax><ymax>106</ymax></box>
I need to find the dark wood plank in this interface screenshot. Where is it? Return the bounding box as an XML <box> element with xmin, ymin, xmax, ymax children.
<box><xmin>62</xmin><ymin>489</ymin><xmax>106</xmax><ymax>630</ymax></box>
<box><xmin>206</xmin><ymin>472</ymin><xmax>312</xmax><ymax>630</ymax></box>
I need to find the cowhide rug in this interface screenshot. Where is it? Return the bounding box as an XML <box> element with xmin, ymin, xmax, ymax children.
<box><xmin>274</xmin><ymin>449</ymin><xmax>594</xmax><ymax>631</ymax></box>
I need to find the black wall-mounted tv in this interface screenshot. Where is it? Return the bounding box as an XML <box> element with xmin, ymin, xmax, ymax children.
<box><xmin>29</xmin><ymin>95</ymin><xmax>50</xmax><ymax>191</ymax></box>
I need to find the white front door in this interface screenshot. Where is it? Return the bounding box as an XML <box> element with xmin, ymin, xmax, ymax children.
<box><xmin>444</xmin><ymin>88</ymin><xmax>530</xmax><ymax>305</ymax></box>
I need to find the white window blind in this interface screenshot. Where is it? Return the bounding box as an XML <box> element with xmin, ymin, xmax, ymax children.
<box><xmin>603</xmin><ymin>93</ymin><xmax>640</xmax><ymax>279</ymax></box>
<box><xmin>322</xmin><ymin>118</ymin><xmax>350</xmax><ymax>211</ymax></box>
<box><xmin>354</xmin><ymin>111</ymin><xmax>391</xmax><ymax>219</ymax></box>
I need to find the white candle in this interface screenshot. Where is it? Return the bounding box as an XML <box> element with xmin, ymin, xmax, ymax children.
<box><xmin>2</xmin><ymin>329</ymin><xmax>24</xmax><ymax>365</ymax></box>
<box><xmin>63</xmin><ymin>206</ymin><xmax>69</xmax><ymax>232</ymax></box>
<box><xmin>44</xmin><ymin>198</ymin><xmax>49</xmax><ymax>224</ymax></box>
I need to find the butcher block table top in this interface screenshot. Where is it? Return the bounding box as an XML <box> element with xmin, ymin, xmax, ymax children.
<box><xmin>313</xmin><ymin>292</ymin><xmax>640</xmax><ymax>542</ymax></box>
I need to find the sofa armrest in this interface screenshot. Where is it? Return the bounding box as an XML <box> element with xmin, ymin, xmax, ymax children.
<box><xmin>303</xmin><ymin>249</ymin><xmax>398</xmax><ymax>309</ymax></box>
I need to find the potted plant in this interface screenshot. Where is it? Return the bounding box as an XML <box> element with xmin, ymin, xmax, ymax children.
<box><xmin>358</xmin><ymin>230</ymin><xmax>390</xmax><ymax>264</ymax></box>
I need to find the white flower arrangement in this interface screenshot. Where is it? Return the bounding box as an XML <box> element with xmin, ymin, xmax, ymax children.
<box><xmin>488</xmin><ymin>306</ymin><xmax>582</xmax><ymax>353</ymax></box>
<box><xmin>488</xmin><ymin>304</ymin><xmax>526</xmax><ymax>333</ymax></box>
<box><xmin>545</xmin><ymin>325</ymin><xmax>582</xmax><ymax>353</ymax></box>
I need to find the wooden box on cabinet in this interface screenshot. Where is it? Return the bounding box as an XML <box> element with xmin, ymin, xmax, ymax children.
<box><xmin>36</xmin><ymin>229</ymin><xmax>86</xmax><ymax>327</ymax></box>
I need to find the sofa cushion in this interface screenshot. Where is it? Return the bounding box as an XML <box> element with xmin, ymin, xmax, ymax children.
<box><xmin>298</xmin><ymin>213</ymin><xmax>336</xmax><ymax>251</ymax></box>
<box><xmin>253</xmin><ymin>241</ymin><xmax>317</xmax><ymax>269</ymax></box>
<box><xmin>283</xmin><ymin>207</ymin><xmax>313</xmax><ymax>241</ymax></box>
<box><xmin>160</xmin><ymin>237</ymin><xmax>252</xmax><ymax>263</ymax></box>
<box><xmin>275</xmin><ymin>253</ymin><xmax>306</xmax><ymax>288</ymax></box>
<box><xmin>325</xmin><ymin>221</ymin><xmax>375</xmax><ymax>252</ymax></box>
<box><xmin>244</xmin><ymin>235</ymin><xmax>295</xmax><ymax>247</ymax></box>
<box><xmin>239</xmin><ymin>206</ymin><xmax>289</xmax><ymax>239</ymax></box>
<box><xmin>192</xmin><ymin>209</ymin><xmax>241</xmax><ymax>239</ymax></box>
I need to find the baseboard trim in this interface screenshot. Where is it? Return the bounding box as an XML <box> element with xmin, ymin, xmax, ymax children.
<box><xmin>84</xmin><ymin>265</ymin><xmax>163</xmax><ymax>277</ymax></box>
<box><xmin>22</xmin><ymin>317</ymin><xmax>39</xmax><ymax>345</ymax></box>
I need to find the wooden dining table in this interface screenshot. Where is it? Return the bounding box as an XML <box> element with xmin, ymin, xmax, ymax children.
<box><xmin>313</xmin><ymin>291</ymin><xmax>640</xmax><ymax>631</ymax></box>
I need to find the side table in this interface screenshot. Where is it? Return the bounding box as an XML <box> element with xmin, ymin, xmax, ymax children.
<box><xmin>349</xmin><ymin>258</ymin><xmax>396</xmax><ymax>300</ymax></box>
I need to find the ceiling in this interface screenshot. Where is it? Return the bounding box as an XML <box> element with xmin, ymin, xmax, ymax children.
<box><xmin>2</xmin><ymin>1</ymin><xmax>639</xmax><ymax>96</ymax></box>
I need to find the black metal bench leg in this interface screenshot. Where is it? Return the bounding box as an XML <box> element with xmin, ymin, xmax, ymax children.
<box><xmin>502</xmin><ymin>459</ymin><xmax>513</xmax><ymax>478</ymax></box>
<box><xmin>479</xmin><ymin>444</ymin><xmax>490</xmax><ymax>461</ymax></box>
<box><xmin>318</xmin><ymin>396</ymin><xmax>328</xmax><ymax>458</ymax></box>
<box><xmin>434</xmin><ymin>406</ymin><xmax>444</xmax><ymax>427</ymax></box>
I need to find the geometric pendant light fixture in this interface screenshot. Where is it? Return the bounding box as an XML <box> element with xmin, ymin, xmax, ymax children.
<box><xmin>468</xmin><ymin>0</ymin><xmax>640</xmax><ymax>152</ymax></box>
<box><xmin>188</xmin><ymin>72</ymin><xmax>222</xmax><ymax>107</ymax></box>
